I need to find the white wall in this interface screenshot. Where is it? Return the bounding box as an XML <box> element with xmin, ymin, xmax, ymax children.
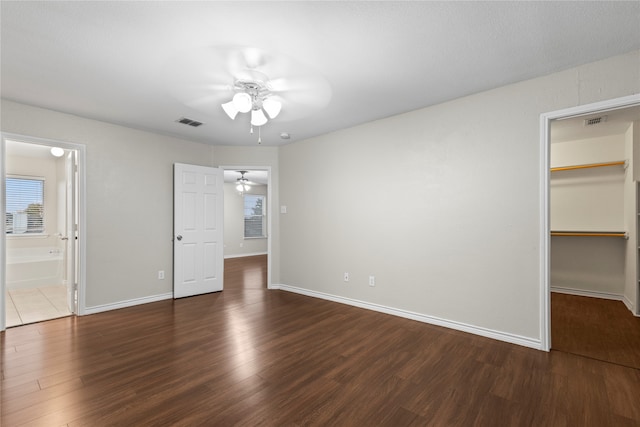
<box><xmin>1</xmin><ymin>100</ymin><xmax>214</xmax><ymax>309</ymax></box>
<box><xmin>551</xmin><ymin>237</ymin><xmax>626</xmax><ymax>296</ymax></box>
<box><xmin>549</xmin><ymin>132</ymin><xmax>633</xmax><ymax>299</ymax></box>
<box><xmin>223</xmin><ymin>183</ymin><xmax>268</xmax><ymax>257</ymax></box>
<box><xmin>550</xmin><ymin>136</ymin><xmax>626</xmax><ymax>168</ymax></box>
<box><xmin>2</xmin><ymin>50</ymin><xmax>638</xmax><ymax>343</ymax></box>
<box><xmin>550</xmin><ymin>135</ymin><xmax>625</xmax><ymax>231</ymax></box>
<box><xmin>550</xmin><ymin>166</ymin><xmax>625</xmax><ymax>231</ymax></box>
<box><xmin>278</xmin><ymin>50</ymin><xmax>640</xmax><ymax>344</ymax></box>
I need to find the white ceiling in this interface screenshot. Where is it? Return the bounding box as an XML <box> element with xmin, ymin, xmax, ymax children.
<box><xmin>1</xmin><ymin>1</ymin><xmax>639</xmax><ymax>147</ymax></box>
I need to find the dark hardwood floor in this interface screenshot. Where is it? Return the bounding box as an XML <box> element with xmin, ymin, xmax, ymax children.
<box><xmin>552</xmin><ymin>292</ymin><xmax>640</xmax><ymax>369</ymax></box>
<box><xmin>2</xmin><ymin>255</ymin><xmax>640</xmax><ymax>426</ymax></box>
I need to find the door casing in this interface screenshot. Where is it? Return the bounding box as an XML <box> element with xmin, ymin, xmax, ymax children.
<box><xmin>220</xmin><ymin>165</ymin><xmax>273</xmax><ymax>289</ymax></box>
<box><xmin>539</xmin><ymin>93</ymin><xmax>640</xmax><ymax>351</ymax></box>
<box><xmin>0</xmin><ymin>133</ymin><xmax>87</xmax><ymax>331</ymax></box>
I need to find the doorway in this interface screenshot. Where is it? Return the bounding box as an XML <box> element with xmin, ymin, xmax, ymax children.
<box><xmin>221</xmin><ymin>166</ymin><xmax>272</xmax><ymax>288</ymax></box>
<box><xmin>1</xmin><ymin>133</ymin><xmax>86</xmax><ymax>330</ymax></box>
<box><xmin>541</xmin><ymin>94</ymin><xmax>640</xmax><ymax>355</ymax></box>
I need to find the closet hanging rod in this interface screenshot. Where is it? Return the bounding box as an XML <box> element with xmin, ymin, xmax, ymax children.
<box><xmin>550</xmin><ymin>160</ymin><xmax>626</xmax><ymax>173</ymax></box>
<box><xmin>550</xmin><ymin>231</ymin><xmax>628</xmax><ymax>239</ymax></box>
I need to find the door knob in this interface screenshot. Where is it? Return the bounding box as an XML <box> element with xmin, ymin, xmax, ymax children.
<box><xmin>176</xmin><ymin>235</ymin><xmax>182</xmax><ymax>241</ymax></box>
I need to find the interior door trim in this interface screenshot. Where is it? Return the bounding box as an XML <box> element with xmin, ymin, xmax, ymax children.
<box><xmin>0</xmin><ymin>132</ymin><xmax>87</xmax><ymax>331</ymax></box>
<box><xmin>220</xmin><ymin>165</ymin><xmax>273</xmax><ymax>289</ymax></box>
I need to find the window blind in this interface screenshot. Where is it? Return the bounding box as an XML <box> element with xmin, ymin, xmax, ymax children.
<box><xmin>244</xmin><ymin>194</ymin><xmax>265</xmax><ymax>238</ymax></box>
<box><xmin>5</xmin><ymin>177</ymin><xmax>45</xmax><ymax>234</ymax></box>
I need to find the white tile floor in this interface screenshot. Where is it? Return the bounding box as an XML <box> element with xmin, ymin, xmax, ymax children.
<box><xmin>5</xmin><ymin>285</ymin><xmax>72</xmax><ymax>327</ymax></box>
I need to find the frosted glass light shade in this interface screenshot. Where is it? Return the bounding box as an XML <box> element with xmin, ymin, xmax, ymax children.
<box><xmin>236</xmin><ymin>183</ymin><xmax>250</xmax><ymax>192</ymax></box>
<box><xmin>51</xmin><ymin>147</ymin><xmax>64</xmax><ymax>157</ymax></box>
<box><xmin>233</xmin><ymin>92</ymin><xmax>252</xmax><ymax>113</ymax></box>
<box><xmin>262</xmin><ymin>98</ymin><xmax>282</xmax><ymax>119</ymax></box>
<box><xmin>251</xmin><ymin>109</ymin><xmax>268</xmax><ymax>126</ymax></box>
<box><xmin>221</xmin><ymin>101</ymin><xmax>239</xmax><ymax>119</ymax></box>
<box><xmin>50</xmin><ymin>147</ymin><xmax>65</xmax><ymax>157</ymax></box>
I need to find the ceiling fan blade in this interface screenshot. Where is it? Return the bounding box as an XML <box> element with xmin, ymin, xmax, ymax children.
<box><xmin>268</xmin><ymin>76</ymin><xmax>332</xmax><ymax>119</ymax></box>
<box><xmin>225</xmin><ymin>47</ymin><xmax>276</xmax><ymax>82</ymax></box>
<box><xmin>240</xmin><ymin>47</ymin><xmax>270</xmax><ymax>71</ymax></box>
<box><xmin>283</xmin><ymin>90</ymin><xmax>331</xmax><ymax>108</ymax></box>
<box><xmin>165</xmin><ymin>48</ymin><xmax>238</xmax><ymax>107</ymax></box>
<box><xmin>184</xmin><ymin>93</ymin><xmax>230</xmax><ymax>109</ymax></box>
<box><xmin>166</xmin><ymin>45</ymin><xmax>333</xmax><ymax>120</ymax></box>
<box><xmin>180</xmin><ymin>83</ymin><xmax>232</xmax><ymax>96</ymax></box>
<box><xmin>270</xmin><ymin>76</ymin><xmax>331</xmax><ymax>97</ymax></box>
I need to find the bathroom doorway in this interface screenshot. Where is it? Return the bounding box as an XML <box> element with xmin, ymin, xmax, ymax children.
<box><xmin>3</xmin><ymin>136</ymin><xmax>83</xmax><ymax>327</ymax></box>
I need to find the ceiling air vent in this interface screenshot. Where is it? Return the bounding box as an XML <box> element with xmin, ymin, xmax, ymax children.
<box><xmin>583</xmin><ymin>116</ymin><xmax>607</xmax><ymax>126</ymax></box>
<box><xmin>176</xmin><ymin>117</ymin><xmax>204</xmax><ymax>127</ymax></box>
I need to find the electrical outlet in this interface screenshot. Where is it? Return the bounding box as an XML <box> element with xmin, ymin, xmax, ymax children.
<box><xmin>344</xmin><ymin>272</ymin><xmax>350</xmax><ymax>282</ymax></box>
<box><xmin>158</xmin><ymin>270</ymin><xmax>165</xmax><ymax>280</ymax></box>
<box><xmin>369</xmin><ymin>276</ymin><xmax>375</xmax><ymax>287</ymax></box>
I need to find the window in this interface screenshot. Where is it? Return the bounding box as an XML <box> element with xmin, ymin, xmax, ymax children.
<box><xmin>5</xmin><ymin>176</ymin><xmax>45</xmax><ymax>234</ymax></box>
<box><xmin>244</xmin><ymin>194</ymin><xmax>266</xmax><ymax>238</ymax></box>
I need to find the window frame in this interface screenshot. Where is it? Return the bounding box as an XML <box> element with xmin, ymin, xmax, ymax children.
<box><xmin>5</xmin><ymin>174</ymin><xmax>46</xmax><ymax>236</ymax></box>
<box><xmin>243</xmin><ymin>194</ymin><xmax>267</xmax><ymax>239</ymax></box>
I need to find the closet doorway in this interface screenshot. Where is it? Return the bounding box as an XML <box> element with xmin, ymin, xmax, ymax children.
<box><xmin>547</xmin><ymin>99</ymin><xmax>640</xmax><ymax>367</ymax></box>
<box><xmin>221</xmin><ymin>166</ymin><xmax>272</xmax><ymax>289</ymax></box>
<box><xmin>1</xmin><ymin>133</ymin><xmax>86</xmax><ymax>331</ymax></box>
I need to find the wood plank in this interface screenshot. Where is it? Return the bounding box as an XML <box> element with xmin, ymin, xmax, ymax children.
<box><xmin>552</xmin><ymin>293</ymin><xmax>640</xmax><ymax>369</ymax></box>
<box><xmin>2</xmin><ymin>255</ymin><xmax>640</xmax><ymax>425</ymax></box>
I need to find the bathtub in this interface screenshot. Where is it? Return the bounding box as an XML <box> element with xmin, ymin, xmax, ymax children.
<box><xmin>6</xmin><ymin>247</ymin><xmax>64</xmax><ymax>290</ymax></box>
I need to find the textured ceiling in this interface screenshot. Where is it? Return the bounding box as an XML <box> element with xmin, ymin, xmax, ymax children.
<box><xmin>1</xmin><ymin>1</ymin><xmax>639</xmax><ymax>146</ymax></box>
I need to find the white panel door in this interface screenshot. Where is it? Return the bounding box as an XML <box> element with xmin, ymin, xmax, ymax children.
<box><xmin>174</xmin><ymin>163</ymin><xmax>224</xmax><ymax>298</ymax></box>
<box><xmin>65</xmin><ymin>150</ymin><xmax>78</xmax><ymax>312</ymax></box>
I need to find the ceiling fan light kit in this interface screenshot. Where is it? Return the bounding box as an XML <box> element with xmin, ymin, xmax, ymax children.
<box><xmin>250</xmin><ymin>109</ymin><xmax>267</xmax><ymax>126</ymax></box>
<box><xmin>232</xmin><ymin>92</ymin><xmax>252</xmax><ymax>113</ymax></box>
<box><xmin>262</xmin><ymin>97</ymin><xmax>282</xmax><ymax>119</ymax></box>
<box><xmin>221</xmin><ymin>79</ymin><xmax>282</xmax><ymax>128</ymax></box>
<box><xmin>221</xmin><ymin>101</ymin><xmax>239</xmax><ymax>120</ymax></box>
<box><xmin>236</xmin><ymin>171</ymin><xmax>252</xmax><ymax>194</ymax></box>
<box><xmin>169</xmin><ymin>45</ymin><xmax>332</xmax><ymax>144</ymax></box>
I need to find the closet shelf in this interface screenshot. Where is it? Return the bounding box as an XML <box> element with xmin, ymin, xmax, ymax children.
<box><xmin>551</xmin><ymin>231</ymin><xmax>628</xmax><ymax>238</ymax></box>
<box><xmin>550</xmin><ymin>160</ymin><xmax>626</xmax><ymax>173</ymax></box>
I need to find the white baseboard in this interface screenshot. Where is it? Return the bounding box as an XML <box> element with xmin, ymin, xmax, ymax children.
<box><xmin>551</xmin><ymin>286</ymin><xmax>638</xmax><ymax>315</ymax></box>
<box><xmin>84</xmin><ymin>292</ymin><xmax>173</xmax><ymax>315</ymax></box>
<box><xmin>224</xmin><ymin>252</ymin><xmax>267</xmax><ymax>259</ymax></box>
<box><xmin>551</xmin><ymin>286</ymin><xmax>623</xmax><ymax>301</ymax></box>
<box><xmin>271</xmin><ymin>283</ymin><xmax>542</xmax><ymax>350</ymax></box>
<box><xmin>622</xmin><ymin>294</ymin><xmax>638</xmax><ymax>315</ymax></box>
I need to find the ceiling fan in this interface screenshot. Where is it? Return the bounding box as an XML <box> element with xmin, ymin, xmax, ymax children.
<box><xmin>235</xmin><ymin>170</ymin><xmax>255</xmax><ymax>193</ymax></box>
<box><xmin>221</xmin><ymin>78</ymin><xmax>282</xmax><ymax>128</ymax></box>
<box><xmin>168</xmin><ymin>46</ymin><xmax>332</xmax><ymax>142</ymax></box>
